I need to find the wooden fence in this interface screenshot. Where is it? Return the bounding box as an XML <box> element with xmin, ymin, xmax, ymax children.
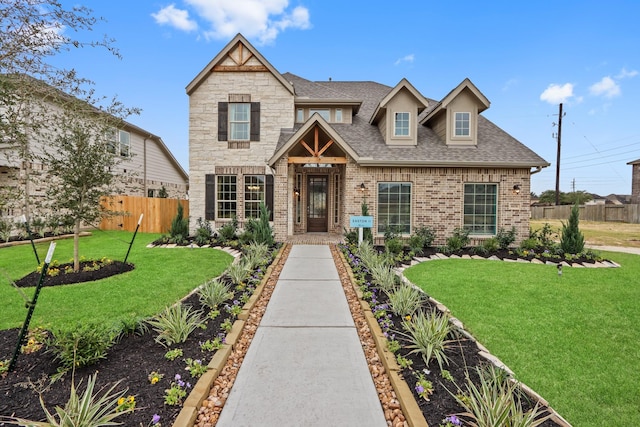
<box><xmin>531</xmin><ymin>204</ymin><xmax>640</xmax><ymax>224</ymax></box>
<box><xmin>100</xmin><ymin>195</ymin><xmax>189</xmax><ymax>233</ymax></box>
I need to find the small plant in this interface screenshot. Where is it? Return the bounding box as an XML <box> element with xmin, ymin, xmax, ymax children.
<box><xmin>21</xmin><ymin>327</ymin><xmax>48</xmax><ymax>354</ymax></box>
<box><xmin>440</xmin><ymin>415</ymin><xmax>463</xmax><ymax>426</ymax></box>
<box><xmin>343</xmin><ymin>227</ymin><xmax>358</xmax><ymax>246</ymax></box>
<box><xmin>400</xmin><ymin>309</ymin><xmax>453</xmax><ymax>369</ymax></box>
<box><xmin>387</xmin><ymin>284</ymin><xmax>424</xmax><ymax>317</ymax></box>
<box><xmin>408</xmin><ymin>226</ymin><xmax>436</xmax><ymax>254</ymax></box>
<box><xmin>148</xmin><ymin>371</ymin><xmax>164</xmax><ymax>384</ymax></box>
<box><xmin>253</xmin><ymin>203</ymin><xmax>274</xmax><ymax>246</ymax></box>
<box><xmin>217</xmin><ymin>216</ymin><xmax>238</xmax><ymax>242</ymax></box>
<box><xmin>446</xmin><ymin>228</ymin><xmax>470</xmax><ymax>252</ymax></box>
<box><xmin>496</xmin><ymin>226</ymin><xmax>517</xmax><ymax>249</ymax></box>
<box><xmin>441</xmin><ymin>369</ymin><xmax>455</xmax><ymax>382</ymax></box>
<box><xmin>368</xmin><ymin>263</ymin><xmax>398</xmax><ymax>292</ymax></box>
<box><xmin>387</xmin><ymin>339</ymin><xmax>401</xmax><ymax>354</ymax></box>
<box><xmin>414</xmin><ymin>372</ymin><xmax>434</xmax><ymax>401</ymax></box>
<box><xmin>116</xmin><ymin>395</ymin><xmax>136</xmax><ymax>412</ymax></box>
<box><xmin>198</xmin><ymin>278</ymin><xmax>233</xmax><ymax>310</ymax></box>
<box><xmin>147</xmin><ymin>304</ymin><xmax>205</xmax><ymax>347</ymax></box>
<box><xmin>0</xmin><ymin>218</ymin><xmax>13</xmax><ymax>242</ymax></box>
<box><xmin>226</xmin><ymin>300</ymin><xmax>243</xmax><ymax>317</ymax></box>
<box><xmin>0</xmin><ymin>359</ymin><xmax>9</xmax><ymax>376</ymax></box>
<box><xmin>396</xmin><ymin>354</ymin><xmax>413</xmax><ymax>369</ymax></box>
<box><xmin>164</xmin><ymin>348</ymin><xmax>183</xmax><ymax>361</ymax></box>
<box><xmin>194</xmin><ymin>217</ymin><xmax>213</xmax><ymax>246</ymax></box>
<box><xmin>481</xmin><ymin>237</ymin><xmax>500</xmax><ymax>253</ymax></box>
<box><xmin>221</xmin><ymin>318</ymin><xmax>233</xmax><ymax>332</ymax></box>
<box><xmin>164</xmin><ymin>373</ymin><xmax>191</xmax><ymax>406</ymax></box>
<box><xmin>184</xmin><ymin>358</ymin><xmax>208</xmax><ymax>378</ymax></box>
<box><xmin>45</xmin><ymin>323</ymin><xmax>117</xmax><ymax>373</ymax></box>
<box><xmin>227</xmin><ymin>260</ymin><xmax>251</xmax><ymax>286</ymax></box>
<box><xmin>200</xmin><ymin>336</ymin><xmax>224</xmax><ymax>352</ymax></box>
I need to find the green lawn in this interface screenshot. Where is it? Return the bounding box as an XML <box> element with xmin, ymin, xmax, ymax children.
<box><xmin>403</xmin><ymin>252</ymin><xmax>640</xmax><ymax>427</ymax></box>
<box><xmin>0</xmin><ymin>231</ymin><xmax>233</xmax><ymax>331</ymax></box>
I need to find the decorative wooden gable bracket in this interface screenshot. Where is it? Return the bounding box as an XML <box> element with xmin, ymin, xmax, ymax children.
<box><xmin>213</xmin><ymin>41</ymin><xmax>268</xmax><ymax>72</ymax></box>
<box><xmin>288</xmin><ymin>126</ymin><xmax>347</xmax><ymax>164</ymax></box>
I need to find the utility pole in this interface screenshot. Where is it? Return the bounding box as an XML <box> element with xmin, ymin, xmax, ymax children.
<box><xmin>554</xmin><ymin>103</ymin><xmax>564</xmax><ymax>206</ymax></box>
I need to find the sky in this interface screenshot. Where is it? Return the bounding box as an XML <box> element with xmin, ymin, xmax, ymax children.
<box><xmin>49</xmin><ymin>0</ymin><xmax>640</xmax><ymax>197</ymax></box>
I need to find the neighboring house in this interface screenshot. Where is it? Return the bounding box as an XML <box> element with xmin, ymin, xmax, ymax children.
<box><xmin>628</xmin><ymin>158</ymin><xmax>640</xmax><ymax>204</ymax></box>
<box><xmin>187</xmin><ymin>34</ymin><xmax>549</xmax><ymax>244</ymax></box>
<box><xmin>0</xmin><ymin>80</ymin><xmax>188</xmax><ymax>219</ymax></box>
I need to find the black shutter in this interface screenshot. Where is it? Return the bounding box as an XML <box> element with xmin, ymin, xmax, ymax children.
<box><xmin>265</xmin><ymin>174</ymin><xmax>274</xmax><ymax>221</ymax></box>
<box><xmin>218</xmin><ymin>102</ymin><xmax>228</xmax><ymax>141</ymax></box>
<box><xmin>250</xmin><ymin>102</ymin><xmax>260</xmax><ymax>141</ymax></box>
<box><xmin>205</xmin><ymin>174</ymin><xmax>215</xmax><ymax>220</ymax></box>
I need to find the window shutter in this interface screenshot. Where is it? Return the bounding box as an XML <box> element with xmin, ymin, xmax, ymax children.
<box><xmin>265</xmin><ymin>174</ymin><xmax>274</xmax><ymax>221</ymax></box>
<box><xmin>218</xmin><ymin>102</ymin><xmax>228</xmax><ymax>141</ymax></box>
<box><xmin>205</xmin><ymin>174</ymin><xmax>216</xmax><ymax>220</ymax></box>
<box><xmin>250</xmin><ymin>102</ymin><xmax>260</xmax><ymax>141</ymax></box>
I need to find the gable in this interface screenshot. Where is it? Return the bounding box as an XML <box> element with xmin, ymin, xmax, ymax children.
<box><xmin>186</xmin><ymin>33</ymin><xmax>294</xmax><ymax>96</ymax></box>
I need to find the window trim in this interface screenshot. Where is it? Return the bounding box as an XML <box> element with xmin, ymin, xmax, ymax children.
<box><xmin>394</xmin><ymin>112</ymin><xmax>410</xmax><ymax>137</ymax></box>
<box><xmin>376</xmin><ymin>181</ymin><xmax>412</xmax><ymax>235</ymax></box>
<box><xmin>454</xmin><ymin>112</ymin><xmax>471</xmax><ymax>138</ymax></box>
<box><xmin>463</xmin><ymin>182</ymin><xmax>498</xmax><ymax>235</ymax></box>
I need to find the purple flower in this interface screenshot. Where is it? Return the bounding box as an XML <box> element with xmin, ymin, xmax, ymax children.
<box><xmin>446</xmin><ymin>415</ymin><xmax>462</xmax><ymax>426</ymax></box>
<box><xmin>186</xmin><ymin>382</ymin><xmax>192</xmax><ymax>388</ymax></box>
<box><xmin>415</xmin><ymin>384</ymin><xmax>425</xmax><ymax>394</ymax></box>
<box><xmin>152</xmin><ymin>414</ymin><xmax>161</xmax><ymax>425</ymax></box>
<box><xmin>177</xmin><ymin>380</ymin><xmax>185</xmax><ymax>387</ymax></box>
<box><xmin>174</xmin><ymin>374</ymin><xmax>181</xmax><ymax>381</ymax></box>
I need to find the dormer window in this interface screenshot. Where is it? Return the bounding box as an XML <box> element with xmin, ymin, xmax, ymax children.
<box><xmin>454</xmin><ymin>112</ymin><xmax>470</xmax><ymax>137</ymax></box>
<box><xmin>309</xmin><ymin>109</ymin><xmax>330</xmax><ymax>121</ymax></box>
<box><xmin>394</xmin><ymin>112</ymin><xmax>410</xmax><ymax>136</ymax></box>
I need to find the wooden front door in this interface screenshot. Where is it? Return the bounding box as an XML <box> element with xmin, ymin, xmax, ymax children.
<box><xmin>307</xmin><ymin>175</ymin><xmax>328</xmax><ymax>232</ymax></box>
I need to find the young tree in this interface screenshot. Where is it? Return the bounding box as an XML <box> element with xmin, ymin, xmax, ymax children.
<box><xmin>0</xmin><ymin>0</ymin><xmax>121</xmax><ymax>219</ymax></box>
<box><xmin>560</xmin><ymin>203</ymin><xmax>585</xmax><ymax>254</ymax></box>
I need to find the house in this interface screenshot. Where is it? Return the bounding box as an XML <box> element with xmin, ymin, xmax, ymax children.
<box><xmin>0</xmin><ymin>77</ymin><xmax>189</xmax><ymax>220</ymax></box>
<box><xmin>187</xmin><ymin>34</ymin><xmax>549</xmax><ymax>245</ymax></box>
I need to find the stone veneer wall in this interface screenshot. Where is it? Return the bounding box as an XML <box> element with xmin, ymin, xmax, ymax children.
<box><xmin>188</xmin><ymin>70</ymin><xmax>295</xmax><ymax>234</ymax></box>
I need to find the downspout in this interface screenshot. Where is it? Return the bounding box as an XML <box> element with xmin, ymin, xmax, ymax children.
<box><xmin>143</xmin><ymin>135</ymin><xmax>150</xmax><ymax>196</ymax></box>
<box><xmin>530</xmin><ymin>166</ymin><xmax>543</xmax><ymax>175</ymax></box>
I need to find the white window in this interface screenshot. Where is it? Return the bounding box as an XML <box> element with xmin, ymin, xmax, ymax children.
<box><xmin>244</xmin><ymin>175</ymin><xmax>265</xmax><ymax>219</ymax></box>
<box><xmin>309</xmin><ymin>109</ymin><xmax>330</xmax><ymax>121</ymax></box>
<box><xmin>296</xmin><ymin>108</ymin><xmax>304</xmax><ymax>122</ymax></box>
<box><xmin>108</xmin><ymin>129</ymin><xmax>130</xmax><ymax>157</ymax></box>
<box><xmin>455</xmin><ymin>112</ymin><xmax>470</xmax><ymax>137</ymax></box>
<box><xmin>335</xmin><ymin>109</ymin><xmax>343</xmax><ymax>123</ymax></box>
<box><xmin>230</xmin><ymin>103</ymin><xmax>250</xmax><ymax>140</ymax></box>
<box><xmin>394</xmin><ymin>112</ymin><xmax>410</xmax><ymax>136</ymax></box>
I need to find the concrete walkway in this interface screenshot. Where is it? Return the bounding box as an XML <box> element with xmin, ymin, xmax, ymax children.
<box><xmin>588</xmin><ymin>245</ymin><xmax>640</xmax><ymax>255</ymax></box>
<box><xmin>216</xmin><ymin>245</ymin><xmax>387</xmax><ymax>427</ymax></box>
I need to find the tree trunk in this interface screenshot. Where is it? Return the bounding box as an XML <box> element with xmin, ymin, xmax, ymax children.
<box><xmin>74</xmin><ymin>219</ymin><xmax>81</xmax><ymax>272</ymax></box>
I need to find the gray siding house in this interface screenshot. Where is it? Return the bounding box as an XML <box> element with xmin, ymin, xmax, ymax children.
<box><xmin>187</xmin><ymin>34</ymin><xmax>549</xmax><ymax>245</ymax></box>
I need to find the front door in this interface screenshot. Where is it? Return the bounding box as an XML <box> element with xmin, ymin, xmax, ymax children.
<box><xmin>307</xmin><ymin>175</ymin><xmax>328</xmax><ymax>232</ymax></box>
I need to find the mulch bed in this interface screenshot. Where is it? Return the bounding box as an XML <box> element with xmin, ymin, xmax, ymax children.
<box><xmin>0</xmin><ymin>257</ymin><xmax>254</xmax><ymax>427</ymax></box>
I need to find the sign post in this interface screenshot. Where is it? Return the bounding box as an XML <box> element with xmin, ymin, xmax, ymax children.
<box><xmin>349</xmin><ymin>215</ymin><xmax>373</xmax><ymax>245</ymax></box>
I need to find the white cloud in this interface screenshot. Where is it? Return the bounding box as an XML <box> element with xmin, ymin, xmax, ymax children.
<box><xmin>185</xmin><ymin>0</ymin><xmax>310</xmax><ymax>45</ymax></box>
<box><xmin>589</xmin><ymin>76</ymin><xmax>620</xmax><ymax>98</ymax></box>
<box><xmin>616</xmin><ymin>67</ymin><xmax>638</xmax><ymax>79</ymax></box>
<box><xmin>152</xmin><ymin>4</ymin><xmax>198</xmax><ymax>31</ymax></box>
<box><xmin>502</xmin><ymin>78</ymin><xmax>518</xmax><ymax>92</ymax></box>
<box><xmin>540</xmin><ymin>83</ymin><xmax>575</xmax><ymax>104</ymax></box>
<box><xmin>394</xmin><ymin>54</ymin><xmax>415</xmax><ymax>66</ymax></box>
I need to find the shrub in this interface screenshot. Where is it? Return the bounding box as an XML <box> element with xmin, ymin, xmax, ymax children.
<box><xmin>46</xmin><ymin>323</ymin><xmax>117</xmax><ymax>372</ymax></box>
<box><xmin>343</xmin><ymin>227</ymin><xmax>358</xmax><ymax>246</ymax></box>
<box><xmin>147</xmin><ymin>304</ymin><xmax>204</xmax><ymax>347</ymax></box>
<box><xmin>446</xmin><ymin>228</ymin><xmax>470</xmax><ymax>252</ymax></box>
<box><xmin>227</xmin><ymin>259</ymin><xmax>251</xmax><ymax>286</ymax></box>
<box><xmin>369</xmin><ymin>263</ymin><xmax>398</xmax><ymax>292</ymax></box>
<box><xmin>413</xmin><ymin>226</ymin><xmax>436</xmax><ymax>248</ymax></box>
<box><xmin>387</xmin><ymin>284</ymin><xmax>424</xmax><ymax>317</ymax></box>
<box><xmin>529</xmin><ymin>223</ymin><xmax>556</xmax><ymax>249</ymax></box>
<box><xmin>217</xmin><ymin>216</ymin><xmax>238</xmax><ymax>242</ymax></box>
<box><xmin>194</xmin><ymin>217</ymin><xmax>213</xmax><ymax>246</ymax></box>
<box><xmin>30</xmin><ymin>217</ymin><xmax>46</xmax><ymax>237</ymax></box>
<box><xmin>482</xmin><ymin>237</ymin><xmax>500</xmax><ymax>252</ymax></box>
<box><xmin>496</xmin><ymin>226</ymin><xmax>516</xmax><ymax>250</ymax></box>
<box><xmin>400</xmin><ymin>309</ymin><xmax>453</xmax><ymax>369</ymax></box>
<box><xmin>385</xmin><ymin>237</ymin><xmax>404</xmax><ymax>256</ymax></box>
<box><xmin>560</xmin><ymin>204</ymin><xmax>585</xmax><ymax>254</ymax></box>
<box><xmin>253</xmin><ymin>203</ymin><xmax>274</xmax><ymax>246</ymax></box>
<box><xmin>0</xmin><ymin>218</ymin><xmax>12</xmax><ymax>242</ymax></box>
<box><xmin>198</xmin><ymin>278</ymin><xmax>233</xmax><ymax>310</ymax></box>
<box><xmin>169</xmin><ymin>202</ymin><xmax>189</xmax><ymax>243</ymax></box>
<box><xmin>519</xmin><ymin>237</ymin><xmax>539</xmax><ymax>251</ymax></box>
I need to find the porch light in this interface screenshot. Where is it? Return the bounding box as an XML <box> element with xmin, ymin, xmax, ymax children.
<box><xmin>294</xmin><ymin>187</ymin><xmax>300</xmax><ymax>196</ymax></box>
<box><xmin>359</xmin><ymin>183</ymin><xmax>366</xmax><ymax>192</ymax></box>
<box><xmin>512</xmin><ymin>184</ymin><xmax>521</xmax><ymax>195</ymax></box>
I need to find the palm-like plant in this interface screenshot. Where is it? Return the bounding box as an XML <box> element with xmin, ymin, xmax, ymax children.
<box><xmin>400</xmin><ymin>309</ymin><xmax>452</xmax><ymax>369</ymax></box>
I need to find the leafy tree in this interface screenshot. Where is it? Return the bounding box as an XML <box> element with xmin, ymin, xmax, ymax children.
<box><xmin>565</xmin><ymin>190</ymin><xmax>592</xmax><ymax>205</ymax></box>
<box><xmin>0</xmin><ymin>1</ymin><xmax>122</xmax><ymax>219</ymax></box>
<box><xmin>537</xmin><ymin>189</ymin><xmax>593</xmax><ymax>205</ymax></box>
<box><xmin>560</xmin><ymin>203</ymin><xmax>585</xmax><ymax>254</ymax></box>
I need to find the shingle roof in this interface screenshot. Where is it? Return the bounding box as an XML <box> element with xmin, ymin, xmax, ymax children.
<box><xmin>277</xmin><ymin>74</ymin><xmax>548</xmax><ymax>168</ymax></box>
